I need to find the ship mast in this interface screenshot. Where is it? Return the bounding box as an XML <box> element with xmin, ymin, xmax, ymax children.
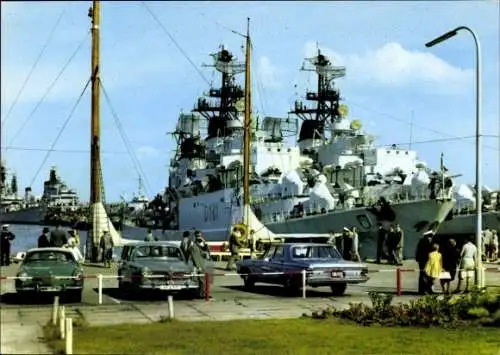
<box><xmin>89</xmin><ymin>0</ymin><xmax>101</xmax><ymax>261</ymax></box>
<box><xmin>242</xmin><ymin>18</ymin><xmax>251</xmax><ymax>231</ymax></box>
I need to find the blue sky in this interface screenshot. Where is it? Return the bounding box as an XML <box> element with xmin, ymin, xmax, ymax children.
<box><xmin>1</xmin><ymin>0</ymin><xmax>499</xmax><ymax>202</ymax></box>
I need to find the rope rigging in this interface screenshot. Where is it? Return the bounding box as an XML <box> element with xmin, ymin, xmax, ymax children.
<box><xmin>347</xmin><ymin>101</ymin><xmax>498</xmax><ymax>152</ymax></box>
<box><xmin>187</xmin><ymin>4</ymin><xmax>246</xmax><ymax>39</ymax></box>
<box><xmin>140</xmin><ymin>1</ymin><xmax>211</xmax><ymax>86</ymax></box>
<box><xmin>7</xmin><ymin>31</ymin><xmax>90</xmax><ymax>148</ymax></box>
<box><xmin>100</xmin><ymin>81</ymin><xmax>152</xmax><ymax>196</ymax></box>
<box><xmin>28</xmin><ymin>78</ymin><xmax>91</xmax><ymax>188</ymax></box>
<box><xmin>3</xmin><ymin>135</ymin><xmax>499</xmax><ymax>155</ymax></box>
<box><xmin>1</xmin><ymin>7</ymin><xmax>67</xmax><ymax>127</ymax></box>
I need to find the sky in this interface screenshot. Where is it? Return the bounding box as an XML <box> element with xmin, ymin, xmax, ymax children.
<box><xmin>1</xmin><ymin>0</ymin><xmax>499</xmax><ymax>202</ymax></box>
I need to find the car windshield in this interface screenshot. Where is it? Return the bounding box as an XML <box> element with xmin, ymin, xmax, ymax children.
<box><xmin>133</xmin><ymin>245</ymin><xmax>184</xmax><ymax>261</ymax></box>
<box><xmin>24</xmin><ymin>250</ymin><xmax>75</xmax><ymax>263</ymax></box>
<box><xmin>291</xmin><ymin>245</ymin><xmax>341</xmax><ymax>259</ymax></box>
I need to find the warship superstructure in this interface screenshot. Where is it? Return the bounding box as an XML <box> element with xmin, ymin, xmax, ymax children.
<box><xmin>0</xmin><ymin>166</ymin><xmax>79</xmax><ymax>224</ymax></box>
<box><xmin>161</xmin><ymin>46</ymin><xmax>457</xmax><ymax>258</ymax></box>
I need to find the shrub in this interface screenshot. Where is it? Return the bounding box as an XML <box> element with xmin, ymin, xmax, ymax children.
<box><xmin>310</xmin><ymin>287</ymin><xmax>500</xmax><ymax>328</ymax></box>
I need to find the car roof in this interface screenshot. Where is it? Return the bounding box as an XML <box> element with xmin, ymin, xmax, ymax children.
<box><xmin>274</xmin><ymin>243</ymin><xmax>332</xmax><ymax>247</ymax></box>
<box><xmin>26</xmin><ymin>247</ymin><xmax>73</xmax><ymax>254</ymax></box>
<box><xmin>129</xmin><ymin>241</ymin><xmax>180</xmax><ymax>247</ymax></box>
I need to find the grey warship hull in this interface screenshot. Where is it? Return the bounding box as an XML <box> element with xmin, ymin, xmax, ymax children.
<box><xmin>436</xmin><ymin>210</ymin><xmax>500</xmax><ymax>236</ymax></box>
<box><xmin>143</xmin><ymin>198</ymin><xmax>455</xmax><ymax>262</ymax></box>
<box><xmin>0</xmin><ymin>207</ymin><xmax>46</xmax><ymax>225</ymax></box>
<box><xmin>266</xmin><ymin>198</ymin><xmax>455</xmax><ymax>260</ymax></box>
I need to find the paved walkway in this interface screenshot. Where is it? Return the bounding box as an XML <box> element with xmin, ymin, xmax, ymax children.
<box><xmin>1</xmin><ymin>309</ymin><xmax>52</xmax><ymax>354</ymax></box>
<box><xmin>1</xmin><ymin>259</ymin><xmax>499</xmax><ymax>354</ymax></box>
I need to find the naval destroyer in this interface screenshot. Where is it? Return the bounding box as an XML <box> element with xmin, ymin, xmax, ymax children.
<box><xmin>159</xmin><ymin>46</ymin><xmax>456</xmax><ymax>258</ymax></box>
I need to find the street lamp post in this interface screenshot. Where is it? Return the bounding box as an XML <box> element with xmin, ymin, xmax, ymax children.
<box><xmin>425</xmin><ymin>26</ymin><xmax>484</xmax><ymax>288</ymax></box>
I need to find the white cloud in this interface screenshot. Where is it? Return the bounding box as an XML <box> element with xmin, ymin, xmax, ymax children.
<box><xmin>304</xmin><ymin>41</ymin><xmax>473</xmax><ymax>94</ymax></box>
<box><xmin>136</xmin><ymin>145</ymin><xmax>159</xmax><ymax>159</ymax></box>
<box><xmin>256</xmin><ymin>55</ymin><xmax>282</xmax><ymax>89</ymax></box>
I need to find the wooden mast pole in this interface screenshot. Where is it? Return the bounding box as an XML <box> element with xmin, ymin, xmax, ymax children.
<box><xmin>89</xmin><ymin>0</ymin><xmax>101</xmax><ymax>261</ymax></box>
<box><xmin>242</xmin><ymin>18</ymin><xmax>252</xmax><ymax>250</ymax></box>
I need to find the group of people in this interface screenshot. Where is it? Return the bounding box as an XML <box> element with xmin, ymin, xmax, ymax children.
<box><xmin>416</xmin><ymin>232</ymin><xmax>479</xmax><ymax>295</ymax></box>
<box><xmin>37</xmin><ymin>224</ymin><xmax>84</xmax><ymax>262</ymax></box>
<box><xmin>331</xmin><ymin>223</ymin><xmax>405</xmax><ymax>264</ymax></box>
<box><xmin>376</xmin><ymin>223</ymin><xmax>405</xmax><ymax>265</ymax></box>
<box><xmin>330</xmin><ymin>226</ymin><xmax>361</xmax><ymax>262</ymax></box>
<box><xmin>0</xmin><ymin>224</ymin><xmax>85</xmax><ymax>266</ymax></box>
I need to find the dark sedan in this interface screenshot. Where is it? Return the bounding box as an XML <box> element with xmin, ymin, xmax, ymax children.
<box><xmin>117</xmin><ymin>241</ymin><xmax>210</xmax><ymax>298</ymax></box>
<box><xmin>236</xmin><ymin>243</ymin><xmax>369</xmax><ymax>295</ymax></box>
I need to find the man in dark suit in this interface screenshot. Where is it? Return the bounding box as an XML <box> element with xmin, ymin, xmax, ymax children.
<box><xmin>38</xmin><ymin>227</ymin><xmax>51</xmax><ymax>248</ymax></box>
<box><xmin>0</xmin><ymin>225</ymin><xmax>15</xmax><ymax>266</ymax></box>
<box><xmin>376</xmin><ymin>224</ymin><xmax>387</xmax><ymax>264</ymax></box>
<box><xmin>416</xmin><ymin>231</ymin><xmax>434</xmax><ymax>294</ymax></box>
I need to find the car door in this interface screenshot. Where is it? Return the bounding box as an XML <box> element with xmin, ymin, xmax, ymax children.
<box><xmin>255</xmin><ymin>245</ymin><xmax>277</xmax><ymax>282</ymax></box>
<box><xmin>270</xmin><ymin>246</ymin><xmax>286</xmax><ymax>273</ymax></box>
<box><xmin>119</xmin><ymin>246</ymin><xmax>133</xmax><ymax>283</ymax></box>
<box><xmin>261</xmin><ymin>245</ymin><xmax>287</xmax><ymax>283</ymax></box>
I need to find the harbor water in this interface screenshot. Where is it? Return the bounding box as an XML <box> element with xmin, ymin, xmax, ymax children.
<box><xmin>5</xmin><ymin>224</ymin><xmax>156</xmax><ymax>258</ymax></box>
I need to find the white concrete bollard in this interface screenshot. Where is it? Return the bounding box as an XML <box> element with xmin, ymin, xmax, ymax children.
<box><xmin>167</xmin><ymin>295</ymin><xmax>174</xmax><ymax>319</ymax></box>
<box><xmin>52</xmin><ymin>296</ymin><xmax>59</xmax><ymax>325</ymax></box>
<box><xmin>301</xmin><ymin>269</ymin><xmax>306</xmax><ymax>299</ymax></box>
<box><xmin>59</xmin><ymin>306</ymin><xmax>66</xmax><ymax>340</ymax></box>
<box><xmin>97</xmin><ymin>274</ymin><xmax>103</xmax><ymax>305</ymax></box>
<box><xmin>65</xmin><ymin>318</ymin><xmax>73</xmax><ymax>355</ymax></box>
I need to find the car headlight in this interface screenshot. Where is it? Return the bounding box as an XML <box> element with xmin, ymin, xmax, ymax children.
<box><xmin>306</xmin><ymin>268</ymin><xmax>323</xmax><ymax>275</ymax></box>
<box><xmin>141</xmin><ymin>267</ymin><xmax>152</xmax><ymax>278</ymax></box>
<box><xmin>17</xmin><ymin>272</ymin><xmax>29</xmax><ymax>282</ymax></box>
<box><xmin>72</xmin><ymin>270</ymin><xmax>84</xmax><ymax>281</ymax></box>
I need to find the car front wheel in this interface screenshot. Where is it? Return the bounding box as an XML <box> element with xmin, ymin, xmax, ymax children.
<box><xmin>330</xmin><ymin>283</ymin><xmax>347</xmax><ymax>296</ymax></box>
<box><xmin>243</xmin><ymin>275</ymin><xmax>255</xmax><ymax>289</ymax></box>
<box><xmin>67</xmin><ymin>290</ymin><xmax>82</xmax><ymax>303</ymax></box>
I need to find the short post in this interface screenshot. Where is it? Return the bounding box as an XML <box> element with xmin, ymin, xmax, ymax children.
<box><xmin>396</xmin><ymin>267</ymin><xmax>402</xmax><ymax>296</ymax></box>
<box><xmin>52</xmin><ymin>296</ymin><xmax>59</xmax><ymax>325</ymax></box>
<box><xmin>59</xmin><ymin>306</ymin><xmax>66</xmax><ymax>340</ymax></box>
<box><xmin>301</xmin><ymin>269</ymin><xmax>306</xmax><ymax>299</ymax></box>
<box><xmin>65</xmin><ymin>318</ymin><xmax>73</xmax><ymax>355</ymax></box>
<box><xmin>204</xmin><ymin>272</ymin><xmax>210</xmax><ymax>301</ymax></box>
<box><xmin>97</xmin><ymin>274</ymin><xmax>103</xmax><ymax>305</ymax></box>
<box><xmin>167</xmin><ymin>295</ymin><xmax>174</xmax><ymax>319</ymax></box>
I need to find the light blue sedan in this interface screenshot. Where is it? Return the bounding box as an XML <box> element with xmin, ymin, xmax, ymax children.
<box><xmin>236</xmin><ymin>243</ymin><xmax>369</xmax><ymax>295</ymax></box>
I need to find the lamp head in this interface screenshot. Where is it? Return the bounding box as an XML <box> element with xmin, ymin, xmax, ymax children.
<box><xmin>425</xmin><ymin>29</ymin><xmax>459</xmax><ymax>47</ymax></box>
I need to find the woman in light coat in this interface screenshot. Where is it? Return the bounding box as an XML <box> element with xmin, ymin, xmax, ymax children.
<box><xmin>66</xmin><ymin>233</ymin><xmax>84</xmax><ymax>263</ymax></box>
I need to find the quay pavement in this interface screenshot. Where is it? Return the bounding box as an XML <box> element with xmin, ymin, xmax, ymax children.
<box><xmin>1</xmin><ymin>260</ymin><xmax>499</xmax><ymax>354</ymax></box>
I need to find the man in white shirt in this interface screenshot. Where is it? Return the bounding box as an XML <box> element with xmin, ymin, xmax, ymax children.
<box><xmin>456</xmin><ymin>237</ymin><xmax>477</xmax><ymax>293</ymax></box>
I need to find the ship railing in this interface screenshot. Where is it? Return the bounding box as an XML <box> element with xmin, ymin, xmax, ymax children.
<box><xmin>257</xmin><ymin>191</ymin><xmax>441</xmax><ymax>224</ymax></box>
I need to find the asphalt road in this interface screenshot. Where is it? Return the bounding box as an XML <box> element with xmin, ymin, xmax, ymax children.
<box><xmin>2</xmin><ymin>260</ymin><xmax>499</xmax><ymax>309</ymax></box>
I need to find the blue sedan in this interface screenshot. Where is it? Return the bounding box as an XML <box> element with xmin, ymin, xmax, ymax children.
<box><xmin>236</xmin><ymin>243</ymin><xmax>369</xmax><ymax>295</ymax></box>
